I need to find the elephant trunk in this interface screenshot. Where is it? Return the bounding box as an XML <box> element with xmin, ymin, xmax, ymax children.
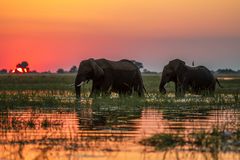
<box><xmin>75</xmin><ymin>85</ymin><xmax>81</xmax><ymax>99</ymax></box>
<box><xmin>159</xmin><ymin>80</ymin><xmax>167</xmax><ymax>94</ymax></box>
<box><xmin>75</xmin><ymin>74</ymin><xmax>83</xmax><ymax>99</ymax></box>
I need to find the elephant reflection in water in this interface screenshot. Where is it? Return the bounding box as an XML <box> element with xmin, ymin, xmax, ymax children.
<box><xmin>76</xmin><ymin>102</ymin><xmax>143</xmax><ymax>130</ymax></box>
<box><xmin>159</xmin><ymin>59</ymin><xmax>223</xmax><ymax>97</ymax></box>
<box><xmin>74</xmin><ymin>58</ymin><xmax>145</xmax><ymax>99</ymax></box>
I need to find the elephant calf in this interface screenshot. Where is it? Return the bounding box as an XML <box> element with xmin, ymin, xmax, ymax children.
<box><xmin>75</xmin><ymin>58</ymin><xmax>145</xmax><ymax>98</ymax></box>
<box><xmin>159</xmin><ymin>59</ymin><xmax>222</xmax><ymax>97</ymax></box>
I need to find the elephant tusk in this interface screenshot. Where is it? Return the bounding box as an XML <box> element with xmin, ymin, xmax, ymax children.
<box><xmin>77</xmin><ymin>81</ymin><xmax>85</xmax><ymax>87</ymax></box>
<box><xmin>70</xmin><ymin>83</ymin><xmax>75</xmax><ymax>87</ymax></box>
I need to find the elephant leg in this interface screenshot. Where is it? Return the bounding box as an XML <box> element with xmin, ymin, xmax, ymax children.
<box><xmin>90</xmin><ymin>82</ymin><xmax>101</xmax><ymax>97</ymax></box>
<box><xmin>118</xmin><ymin>90</ymin><xmax>125</xmax><ymax>97</ymax></box>
<box><xmin>175</xmin><ymin>82</ymin><xmax>178</xmax><ymax>95</ymax></box>
<box><xmin>134</xmin><ymin>83</ymin><xmax>143</xmax><ymax>97</ymax></box>
<box><xmin>125</xmin><ymin>87</ymin><xmax>133</xmax><ymax>96</ymax></box>
<box><xmin>175</xmin><ymin>83</ymin><xmax>183</xmax><ymax>97</ymax></box>
<box><xmin>101</xmin><ymin>81</ymin><xmax>112</xmax><ymax>97</ymax></box>
<box><xmin>133</xmin><ymin>84</ymin><xmax>137</xmax><ymax>95</ymax></box>
<box><xmin>138</xmin><ymin>87</ymin><xmax>144</xmax><ymax>97</ymax></box>
<box><xmin>175</xmin><ymin>82</ymin><xmax>186</xmax><ymax>97</ymax></box>
<box><xmin>137</xmin><ymin>81</ymin><xmax>144</xmax><ymax>97</ymax></box>
<box><xmin>176</xmin><ymin>87</ymin><xmax>183</xmax><ymax>97</ymax></box>
<box><xmin>181</xmin><ymin>80</ymin><xmax>189</xmax><ymax>96</ymax></box>
<box><xmin>90</xmin><ymin>87</ymin><xmax>101</xmax><ymax>97</ymax></box>
<box><xmin>127</xmin><ymin>87</ymin><xmax>133</xmax><ymax>96</ymax></box>
<box><xmin>206</xmin><ymin>84</ymin><xmax>215</xmax><ymax>97</ymax></box>
<box><xmin>119</xmin><ymin>88</ymin><xmax>126</xmax><ymax>97</ymax></box>
<box><xmin>89</xmin><ymin>83</ymin><xmax>95</xmax><ymax>97</ymax></box>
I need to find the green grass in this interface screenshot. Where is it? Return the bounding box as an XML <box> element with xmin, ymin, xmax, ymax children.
<box><xmin>0</xmin><ymin>73</ymin><xmax>239</xmax><ymax>108</ymax></box>
<box><xmin>0</xmin><ymin>74</ymin><xmax>76</xmax><ymax>90</ymax></box>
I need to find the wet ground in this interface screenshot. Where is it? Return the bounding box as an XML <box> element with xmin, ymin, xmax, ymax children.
<box><xmin>1</xmin><ymin>105</ymin><xmax>240</xmax><ymax>160</ymax></box>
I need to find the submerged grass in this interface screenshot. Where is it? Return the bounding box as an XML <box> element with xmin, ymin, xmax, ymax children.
<box><xmin>140</xmin><ymin>134</ymin><xmax>185</xmax><ymax>150</ymax></box>
<box><xmin>0</xmin><ymin>90</ymin><xmax>239</xmax><ymax>109</ymax></box>
<box><xmin>0</xmin><ymin>115</ymin><xmax>63</xmax><ymax>130</ymax></box>
<box><xmin>140</xmin><ymin>128</ymin><xmax>240</xmax><ymax>152</ymax></box>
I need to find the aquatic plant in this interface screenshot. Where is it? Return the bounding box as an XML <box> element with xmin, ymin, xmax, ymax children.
<box><xmin>140</xmin><ymin>134</ymin><xmax>185</xmax><ymax>150</ymax></box>
<box><xmin>140</xmin><ymin>128</ymin><xmax>240</xmax><ymax>152</ymax></box>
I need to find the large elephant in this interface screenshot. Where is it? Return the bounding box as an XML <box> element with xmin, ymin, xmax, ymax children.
<box><xmin>159</xmin><ymin>59</ymin><xmax>222</xmax><ymax>96</ymax></box>
<box><xmin>75</xmin><ymin>58</ymin><xmax>145</xmax><ymax>98</ymax></box>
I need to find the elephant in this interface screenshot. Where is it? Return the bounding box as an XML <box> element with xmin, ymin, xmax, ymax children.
<box><xmin>159</xmin><ymin>59</ymin><xmax>222</xmax><ymax>97</ymax></box>
<box><xmin>75</xmin><ymin>58</ymin><xmax>145</xmax><ymax>98</ymax></box>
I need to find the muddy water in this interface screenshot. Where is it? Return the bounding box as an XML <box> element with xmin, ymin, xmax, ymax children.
<box><xmin>0</xmin><ymin>106</ymin><xmax>240</xmax><ymax>160</ymax></box>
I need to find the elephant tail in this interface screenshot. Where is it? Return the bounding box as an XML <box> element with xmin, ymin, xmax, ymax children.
<box><xmin>216</xmin><ymin>78</ymin><xmax>223</xmax><ymax>88</ymax></box>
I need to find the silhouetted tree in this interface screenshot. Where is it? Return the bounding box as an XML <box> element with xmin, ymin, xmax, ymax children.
<box><xmin>217</xmin><ymin>69</ymin><xmax>236</xmax><ymax>74</ymax></box>
<box><xmin>30</xmin><ymin>70</ymin><xmax>38</xmax><ymax>74</ymax></box>
<box><xmin>143</xmin><ymin>68</ymin><xmax>148</xmax><ymax>73</ymax></box>
<box><xmin>16</xmin><ymin>63</ymin><xmax>22</xmax><ymax>68</ymax></box>
<box><xmin>57</xmin><ymin>68</ymin><xmax>65</xmax><ymax>74</ymax></box>
<box><xmin>41</xmin><ymin>71</ymin><xmax>52</xmax><ymax>74</ymax></box>
<box><xmin>16</xmin><ymin>61</ymin><xmax>29</xmax><ymax>68</ymax></box>
<box><xmin>69</xmin><ymin>66</ymin><xmax>77</xmax><ymax>73</ymax></box>
<box><xmin>14</xmin><ymin>61</ymin><xmax>30</xmax><ymax>73</ymax></box>
<box><xmin>142</xmin><ymin>68</ymin><xmax>157</xmax><ymax>74</ymax></box>
<box><xmin>0</xmin><ymin>69</ymin><xmax>7</xmax><ymax>74</ymax></box>
<box><xmin>21</xmin><ymin>61</ymin><xmax>29</xmax><ymax>68</ymax></box>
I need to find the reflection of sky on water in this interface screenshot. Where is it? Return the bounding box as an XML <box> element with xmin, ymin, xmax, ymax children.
<box><xmin>0</xmin><ymin>106</ymin><xmax>240</xmax><ymax>160</ymax></box>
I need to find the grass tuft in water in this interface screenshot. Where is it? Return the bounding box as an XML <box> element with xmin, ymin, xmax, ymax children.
<box><xmin>140</xmin><ymin>128</ymin><xmax>240</xmax><ymax>152</ymax></box>
<box><xmin>27</xmin><ymin>119</ymin><xmax>36</xmax><ymax>129</ymax></box>
<box><xmin>191</xmin><ymin>128</ymin><xmax>240</xmax><ymax>152</ymax></box>
<box><xmin>139</xmin><ymin>134</ymin><xmax>185</xmax><ymax>150</ymax></box>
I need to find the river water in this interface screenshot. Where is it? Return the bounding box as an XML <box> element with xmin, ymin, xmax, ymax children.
<box><xmin>0</xmin><ymin>105</ymin><xmax>240</xmax><ymax>160</ymax></box>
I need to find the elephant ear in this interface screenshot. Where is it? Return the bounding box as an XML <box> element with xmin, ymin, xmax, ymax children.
<box><xmin>169</xmin><ymin>59</ymin><xmax>186</xmax><ymax>73</ymax></box>
<box><xmin>89</xmin><ymin>59</ymin><xmax>104</xmax><ymax>79</ymax></box>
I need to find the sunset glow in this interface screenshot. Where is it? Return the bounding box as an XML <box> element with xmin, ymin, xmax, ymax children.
<box><xmin>11</xmin><ymin>67</ymin><xmax>29</xmax><ymax>73</ymax></box>
<box><xmin>0</xmin><ymin>0</ymin><xmax>240</xmax><ymax>72</ymax></box>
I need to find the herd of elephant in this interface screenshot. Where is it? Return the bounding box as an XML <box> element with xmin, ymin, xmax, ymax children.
<box><xmin>74</xmin><ymin>58</ymin><xmax>223</xmax><ymax>99</ymax></box>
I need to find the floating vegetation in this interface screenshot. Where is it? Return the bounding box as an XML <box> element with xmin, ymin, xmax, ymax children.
<box><xmin>191</xmin><ymin>128</ymin><xmax>240</xmax><ymax>152</ymax></box>
<box><xmin>0</xmin><ymin>115</ymin><xmax>63</xmax><ymax>130</ymax></box>
<box><xmin>140</xmin><ymin>128</ymin><xmax>240</xmax><ymax>152</ymax></box>
<box><xmin>139</xmin><ymin>134</ymin><xmax>185</xmax><ymax>150</ymax></box>
<box><xmin>41</xmin><ymin>118</ymin><xmax>63</xmax><ymax>129</ymax></box>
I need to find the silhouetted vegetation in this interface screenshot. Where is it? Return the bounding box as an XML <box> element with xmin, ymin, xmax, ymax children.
<box><xmin>69</xmin><ymin>65</ymin><xmax>77</xmax><ymax>73</ymax></box>
<box><xmin>57</xmin><ymin>68</ymin><xmax>65</xmax><ymax>74</ymax></box>
<box><xmin>17</xmin><ymin>61</ymin><xmax>29</xmax><ymax>68</ymax></box>
<box><xmin>0</xmin><ymin>69</ymin><xmax>7</xmax><ymax>74</ymax></box>
<box><xmin>142</xmin><ymin>68</ymin><xmax>157</xmax><ymax>74</ymax></box>
<box><xmin>14</xmin><ymin>61</ymin><xmax>30</xmax><ymax>73</ymax></box>
<box><xmin>140</xmin><ymin>134</ymin><xmax>185</xmax><ymax>150</ymax></box>
<box><xmin>216</xmin><ymin>68</ymin><xmax>238</xmax><ymax>74</ymax></box>
<box><xmin>140</xmin><ymin>128</ymin><xmax>240</xmax><ymax>152</ymax></box>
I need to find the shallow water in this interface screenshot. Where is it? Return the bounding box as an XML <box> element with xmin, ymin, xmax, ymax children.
<box><xmin>0</xmin><ymin>105</ymin><xmax>240</xmax><ymax>160</ymax></box>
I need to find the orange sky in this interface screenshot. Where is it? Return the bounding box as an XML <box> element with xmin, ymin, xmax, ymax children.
<box><xmin>0</xmin><ymin>0</ymin><xmax>240</xmax><ymax>72</ymax></box>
